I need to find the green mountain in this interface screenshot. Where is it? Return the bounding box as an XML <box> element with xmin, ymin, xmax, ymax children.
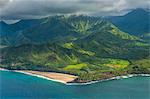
<box><xmin>1</xmin><ymin>15</ymin><xmax>149</xmax><ymax>82</ymax></box>
<box><xmin>1</xmin><ymin>19</ymin><xmax>43</xmax><ymax>33</ymax></box>
<box><xmin>0</xmin><ymin>19</ymin><xmax>43</xmax><ymax>46</ymax></box>
<box><xmin>108</xmin><ymin>8</ymin><xmax>150</xmax><ymax>38</ymax></box>
<box><xmin>1</xmin><ymin>15</ymin><xmax>140</xmax><ymax>46</ymax></box>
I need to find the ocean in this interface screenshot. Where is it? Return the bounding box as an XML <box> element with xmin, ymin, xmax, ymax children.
<box><xmin>0</xmin><ymin>70</ymin><xmax>149</xmax><ymax>99</ymax></box>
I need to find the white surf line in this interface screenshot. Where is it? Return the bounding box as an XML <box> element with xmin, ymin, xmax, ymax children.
<box><xmin>14</xmin><ymin>70</ymin><xmax>67</xmax><ymax>84</ymax></box>
<box><xmin>1</xmin><ymin>69</ymin><xmax>150</xmax><ymax>86</ymax></box>
<box><xmin>0</xmin><ymin>68</ymin><xmax>9</xmax><ymax>71</ymax></box>
<box><xmin>0</xmin><ymin>69</ymin><xmax>66</xmax><ymax>84</ymax></box>
<box><xmin>66</xmin><ymin>74</ymin><xmax>150</xmax><ymax>85</ymax></box>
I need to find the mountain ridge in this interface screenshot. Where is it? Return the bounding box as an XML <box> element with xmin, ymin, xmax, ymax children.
<box><xmin>108</xmin><ymin>8</ymin><xmax>150</xmax><ymax>37</ymax></box>
<box><xmin>1</xmin><ymin>15</ymin><xmax>140</xmax><ymax>46</ymax></box>
<box><xmin>0</xmin><ymin>15</ymin><xmax>149</xmax><ymax>82</ymax></box>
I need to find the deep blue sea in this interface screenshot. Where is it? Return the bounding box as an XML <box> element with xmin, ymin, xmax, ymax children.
<box><xmin>0</xmin><ymin>70</ymin><xmax>149</xmax><ymax>99</ymax></box>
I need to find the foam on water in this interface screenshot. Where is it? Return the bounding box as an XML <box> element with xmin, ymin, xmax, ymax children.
<box><xmin>1</xmin><ymin>69</ymin><xmax>150</xmax><ymax>86</ymax></box>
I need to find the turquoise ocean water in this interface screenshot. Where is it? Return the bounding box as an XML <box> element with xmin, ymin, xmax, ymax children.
<box><xmin>0</xmin><ymin>70</ymin><xmax>149</xmax><ymax>99</ymax></box>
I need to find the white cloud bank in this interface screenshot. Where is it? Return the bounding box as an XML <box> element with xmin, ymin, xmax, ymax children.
<box><xmin>0</xmin><ymin>0</ymin><xmax>149</xmax><ymax>20</ymax></box>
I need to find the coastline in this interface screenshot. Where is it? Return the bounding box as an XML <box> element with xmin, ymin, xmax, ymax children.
<box><xmin>0</xmin><ymin>68</ymin><xmax>8</xmax><ymax>71</ymax></box>
<box><xmin>66</xmin><ymin>74</ymin><xmax>150</xmax><ymax>85</ymax></box>
<box><xmin>0</xmin><ymin>68</ymin><xmax>150</xmax><ymax>85</ymax></box>
<box><xmin>15</xmin><ymin>70</ymin><xmax>78</xmax><ymax>84</ymax></box>
<box><xmin>0</xmin><ymin>68</ymin><xmax>77</xmax><ymax>84</ymax></box>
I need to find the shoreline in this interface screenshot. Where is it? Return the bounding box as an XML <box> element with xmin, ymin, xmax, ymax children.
<box><xmin>0</xmin><ymin>68</ymin><xmax>77</xmax><ymax>84</ymax></box>
<box><xmin>66</xmin><ymin>74</ymin><xmax>150</xmax><ymax>85</ymax></box>
<box><xmin>14</xmin><ymin>70</ymin><xmax>68</xmax><ymax>84</ymax></box>
<box><xmin>0</xmin><ymin>68</ymin><xmax>150</xmax><ymax>85</ymax></box>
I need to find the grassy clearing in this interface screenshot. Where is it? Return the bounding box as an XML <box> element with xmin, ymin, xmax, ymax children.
<box><xmin>104</xmin><ymin>59</ymin><xmax>129</xmax><ymax>69</ymax></box>
<box><xmin>64</xmin><ymin>63</ymin><xmax>88</xmax><ymax>70</ymax></box>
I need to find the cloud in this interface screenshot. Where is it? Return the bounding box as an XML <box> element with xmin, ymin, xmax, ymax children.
<box><xmin>0</xmin><ymin>0</ymin><xmax>10</xmax><ymax>8</ymax></box>
<box><xmin>0</xmin><ymin>0</ymin><xmax>149</xmax><ymax>20</ymax></box>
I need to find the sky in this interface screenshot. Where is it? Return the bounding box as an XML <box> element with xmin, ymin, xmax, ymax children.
<box><xmin>0</xmin><ymin>0</ymin><xmax>149</xmax><ymax>21</ymax></box>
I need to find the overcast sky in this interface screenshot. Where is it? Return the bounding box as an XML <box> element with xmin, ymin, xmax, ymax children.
<box><xmin>0</xmin><ymin>0</ymin><xmax>149</xmax><ymax>21</ymax></box>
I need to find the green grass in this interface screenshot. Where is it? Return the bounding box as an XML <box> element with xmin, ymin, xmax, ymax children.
<box><xmin>71</xmin><ymin>20</ymin><xmax>92</xmax><ymax>34</ymax></box>
<box><xmin>62</xmin><ymin>42</ymin><xmax>74</xmax><ymax>49</ymax></box>
<box><xmin>64</xmin><ymin>63</ymin><xmax>88</xmax><ymax>70</ymax></box>
<box><xmin>1</xmin><ymin>15</ymin><xmax>149</xmax><ymax>82</ymax></box>
<box><xmin>78</xmin><ymin>49</ymin><xmax>95</xmax><ymax>56</ymax></box>
<box><xmin>128</xmin><ymin>59</ymin><xmax>150</xmax><ymax>74</ymax></box>
<box><xmin>104</xmin><ymin>59</ymin><xmax>130</xmax><ymax>69</ymax></box>
<box><xmin>65</xmin><ymin>54</ymin><xmax>78</xmax><ymax>64</ymax></box>
<box><xmin>128</xmin><ymin>42</ymin><xmax>149</xmax><ymax>47</ymax></box>
<box><xmin>110</xmin><ymin>25</ymin><xmax>138</xmax><ymax>40</ymax></box>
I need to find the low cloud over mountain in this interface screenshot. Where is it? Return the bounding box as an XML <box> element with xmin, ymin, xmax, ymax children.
<box><xmin>0</xmin><ymin>0</ymin><xmax>149</xmax><ymax>20</ymax></box>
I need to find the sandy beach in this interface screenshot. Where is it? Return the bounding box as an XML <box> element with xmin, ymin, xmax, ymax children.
<box><xmin>0</xmin><ymin>68</ymin><xmax>149</xmax><ymax>85</ymax></box>
<box><xmin>13</xmin><ymin>70</ymin><xmax>150</xmax><ymax>85</ymax></box>
<box><xmin>0</xmin><ymin>67</ymin><xmax>77</xmax><ymax>83</ymax></box>
<box><xmin>15</xmin><ymin>70</ymin><xmax>78</xmax><ymax>84</ymax></box>
<box><xmin>0</xmin><ymin>68</ymin><xmax>7</xmax><ymax>71</ymax></box>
